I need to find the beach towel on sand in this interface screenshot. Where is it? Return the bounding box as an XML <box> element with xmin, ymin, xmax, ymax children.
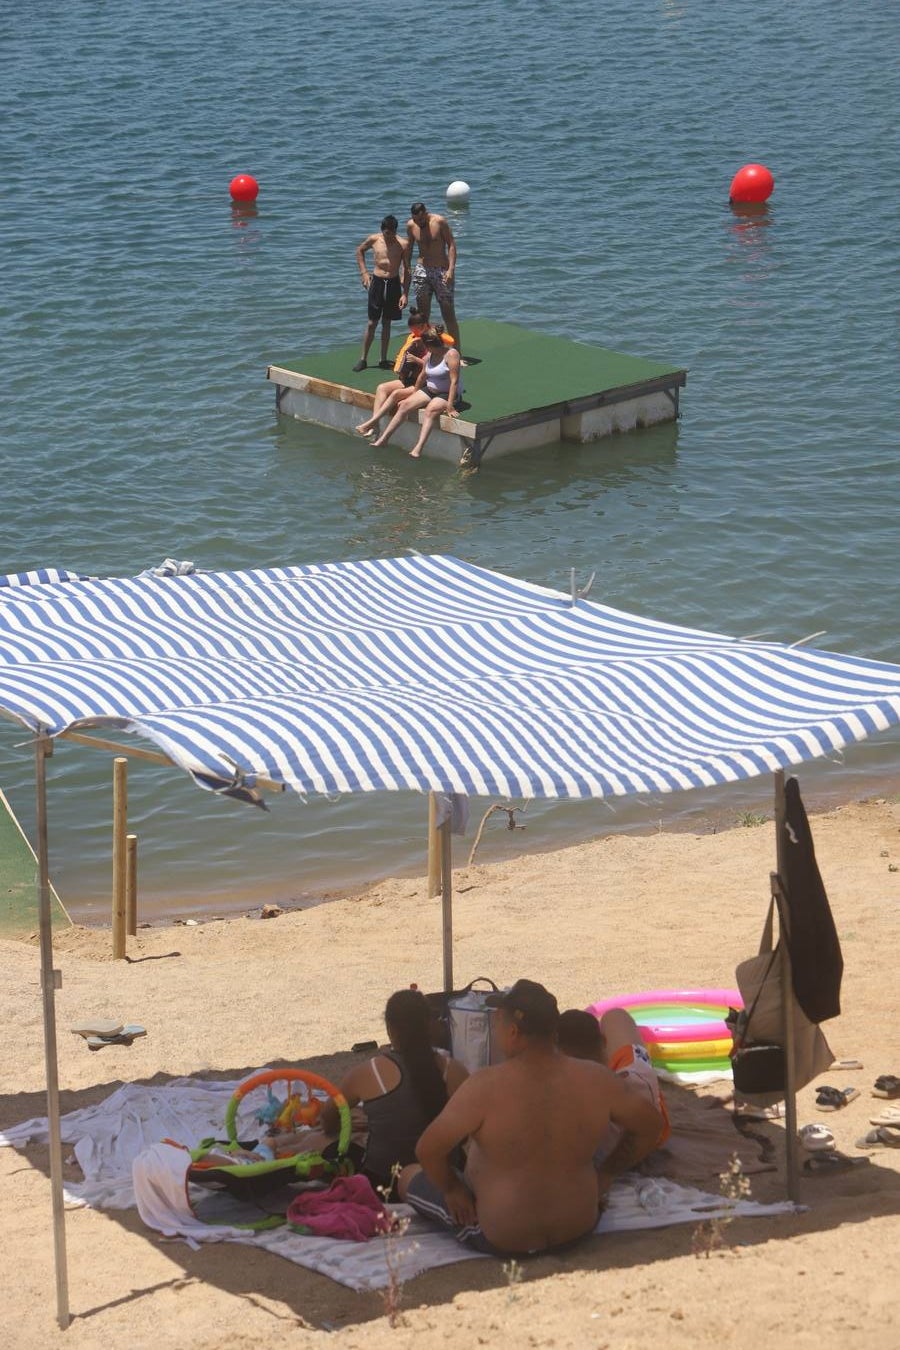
<box><xmin>134</xmin><ymin>1139</ymin><xmax>798</xmax><ymax>1290</ymax></box>
<box><xmin>2</xmin><ymin>1077</ymin><xmax>800</xmax><ymax>1291</ymax></box>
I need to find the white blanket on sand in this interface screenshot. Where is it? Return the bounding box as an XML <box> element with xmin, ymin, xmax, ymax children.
<box><xmin>1</xmin><ymin>1078</ymin><xmax>799</xmax><ymax>1291</ymax></box>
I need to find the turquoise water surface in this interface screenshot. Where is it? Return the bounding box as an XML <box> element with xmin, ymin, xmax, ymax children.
<box><xmin>3</xmin><ymin>1</ymin><xmax>899</xmax><ymax>919</ymax></box>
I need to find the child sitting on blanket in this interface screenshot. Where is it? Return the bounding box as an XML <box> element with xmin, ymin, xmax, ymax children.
<box><xmin>557</xmin><ymin>1008</ymin><xmax>671</xmax><ymax>1163</ymax></box>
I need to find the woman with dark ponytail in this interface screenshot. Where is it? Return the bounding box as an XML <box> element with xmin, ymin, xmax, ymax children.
<box><xmin>320</xmin><ymin>988</ymin><xmax>468</xmax><ymax>1194</ymax></box>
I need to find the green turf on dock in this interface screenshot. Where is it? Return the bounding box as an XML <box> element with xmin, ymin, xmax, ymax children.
<box><xmin>0</xmin><ymin>789</ymin><xmax>70</xmax><ymax>936</ymax></box>
<box><xmin>270</xmin><ymin>319</ymin><xmax>685</xmax><ymax>425</ymax></box>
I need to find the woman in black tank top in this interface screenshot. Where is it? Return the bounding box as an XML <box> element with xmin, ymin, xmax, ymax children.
<box><xmin>320</xmin><ymin>989</ymin><xmax>468</xmax><ymax>1194</ymax></box>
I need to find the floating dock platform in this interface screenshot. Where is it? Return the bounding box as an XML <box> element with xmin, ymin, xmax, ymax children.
<box><xmin>267</xmin><ymin>319</ymin><xmax>686</xmax><ymax>467</ymax></box>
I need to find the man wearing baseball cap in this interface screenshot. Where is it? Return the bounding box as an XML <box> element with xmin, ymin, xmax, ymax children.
<box><xmin>397</xmin><ymin>979</ymin><xmax>661</xmax><ymax>1256</ymax></box>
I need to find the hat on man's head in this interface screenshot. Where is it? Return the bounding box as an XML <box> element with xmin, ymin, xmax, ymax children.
<box><xmin>486</xmin><ymin>979</ymin><xmax>560</xmax><ymax>1037</ymax></box>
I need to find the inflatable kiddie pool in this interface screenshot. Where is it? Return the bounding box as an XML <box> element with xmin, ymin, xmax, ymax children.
<box><xmin>586</xmin><ymin>988</ymin><xmax>742</xmax><ymax>1079</ymax></box>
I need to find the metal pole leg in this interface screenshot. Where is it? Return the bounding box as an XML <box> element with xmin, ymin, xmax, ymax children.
<box><xmin>35</xmin><ymin>736</ymin><xmax>70</xmax><ymax>1329</ymax></box>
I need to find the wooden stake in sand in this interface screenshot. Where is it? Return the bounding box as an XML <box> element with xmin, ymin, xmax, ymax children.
<box><xmin>427</xmin><ymin>791</ymin><xmax>441</xmax><ymax>898</ymax></box>
<box><xmin>440</xmin><ymin>818</ymin><xmax>453</xmax><ymax>993</ymax></box>
<box><xmin>125</xmin><ymin>833</ymin><xmax>138</xmax><ymax>937</ymax></box>
<box><xmin>112</xmin><ymin>757</ymin><xmax>128</xmax><ymax>958</ymax></box>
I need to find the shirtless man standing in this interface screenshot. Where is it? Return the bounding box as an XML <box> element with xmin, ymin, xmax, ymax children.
<box><xmin>406</xmin><ymin>201</ymin><xmax>462</xmax><ymax>356</ymax></box>
<box><xmin>354</xmin><ymin>215</ymin><xmax>411</xmax><ymax>372</ymax></box>
<box><xmin>397</xmin><ymin>980</ymin><xmax>661</xmax><ymax>1256</ymax></box>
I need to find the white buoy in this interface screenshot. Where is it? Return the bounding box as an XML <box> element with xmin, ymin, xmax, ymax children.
<box><xmin>446</xmin><ymin>180</ymin><xmax>471</xmax><ymax>205</ymax></box>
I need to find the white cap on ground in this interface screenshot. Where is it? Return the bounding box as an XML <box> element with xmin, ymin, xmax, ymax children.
<box><xmin>446</xmin><ymin>180</ymin><xmax>471</xmax><ymax>205</ymax></box>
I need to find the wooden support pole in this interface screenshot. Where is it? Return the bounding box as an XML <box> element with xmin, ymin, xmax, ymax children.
<box><xmin>427</xmin><ymin>791</ymin><xmax>441</xmax><ymax>898</ymax></box>
<box><xmin>773</xmin><ymin>769</ymin><xmax>800</xmax><ymax>1204</ymax></box>
<box><xmin>60</xmin><ymin>730</ymin><xmax>284</xmax><ymax>793</ymax></box>
<box><xmin>112</xmin><ymin>757</ymin><xmax>128</xmax><ymax>959</ymax></box>
<box><xmin>35</xmin><ymin>736</ymin><xmax>70</xmax><ymax>1329</ymax></box>
<box><xmin>440</xmin><ymin>820</ymin><xmax>453</xmax><ymax>993</ymax></box>
<box><xmin>125</xmin><ymin>834</ymin><xmax>138</xmax><ymax>937</ymax></box>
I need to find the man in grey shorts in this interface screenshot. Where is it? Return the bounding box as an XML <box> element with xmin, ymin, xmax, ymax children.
<box><xmin>406</xmin><ymin>201</ymin><xmax>462</xmax><ymax>357</ymax></box>
<box><xmin>396</xmin><ymin>980</ymin><xmax>661</xmax><ymax>1256</ymax></box>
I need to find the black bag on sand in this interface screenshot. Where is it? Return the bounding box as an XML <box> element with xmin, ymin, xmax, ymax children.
<box><xmin>732</xmin><ymin>900</ymin><xmax>832</xmax><ymax>1103</ymax></box>
<box><xmin>731</xmin><ymin>1042</ymin><xmax>787</xmax><ymax>1095</ymax></box>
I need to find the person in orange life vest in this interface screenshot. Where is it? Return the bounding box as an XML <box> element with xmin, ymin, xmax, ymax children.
<box><xmin>355</xmin><ymin>313</ymin><xmax>454</xmax><ymax>439</ymax></box>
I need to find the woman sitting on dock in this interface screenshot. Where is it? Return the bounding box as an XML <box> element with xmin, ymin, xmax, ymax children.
<box><xmin>355</xmin><ymin>317</ymin><xmax>455</xmax><ymax>441</ymax></box>
<box><xmin>355</xmin><ymin>369</ymin><xmax>422</xmax><ymax>440</ymax></box>
<box><xmin>369</xmin><ymin>327</ymin><xmax>464</xmax><ymax>458</ymax></box>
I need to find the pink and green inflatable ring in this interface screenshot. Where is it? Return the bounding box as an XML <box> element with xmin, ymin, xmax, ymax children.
<box><xmin>586</xmin><ymin>988</ymin><xmax>742</xmax><ymax>1069</ymax></box>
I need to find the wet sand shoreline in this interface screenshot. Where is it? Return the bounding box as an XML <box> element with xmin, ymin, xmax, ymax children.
<box><xmin>56</xmin><ymin>768</ymin><xmax>900</xmax><ymax>930</ymax></box>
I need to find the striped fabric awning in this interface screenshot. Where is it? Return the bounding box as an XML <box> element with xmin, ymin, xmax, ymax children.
<box><xmin>1</xmin><ymin>553</ymin><xmax>899</xmax><ymax>801</ymax></box>
<box><xmin>0</xmin><ymin>568</ymin><xmax>90</xmax><ymax>592</ymax></box>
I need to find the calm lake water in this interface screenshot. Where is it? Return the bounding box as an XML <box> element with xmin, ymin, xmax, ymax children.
<box><xmin>3</xmin><ymin>1</ymin><xmax>899</xmax><ymax>921</ymax></box>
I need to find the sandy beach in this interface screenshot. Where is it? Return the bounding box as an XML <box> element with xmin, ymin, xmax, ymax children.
<box><xmin>2</xmin><ymin>795</ymin><xmax>899</xmax><ymax>1349</ymax></box>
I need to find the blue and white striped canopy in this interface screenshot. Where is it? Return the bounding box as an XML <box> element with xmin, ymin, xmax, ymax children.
<box><xmin>0</xmin><ymin>567</ymin><xmax>90</xmax><ymax>590</ymax></box>
<box><xmin>1</xmin><ymin>553</ymin><xmax>900</xmax><ymax>801</ymax></box>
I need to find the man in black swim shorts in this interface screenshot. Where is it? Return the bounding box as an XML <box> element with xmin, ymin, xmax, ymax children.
<box><xmin>354</xmin><ymin>214</ymin><xmax>411</xmax><ymax>372</ymax></box>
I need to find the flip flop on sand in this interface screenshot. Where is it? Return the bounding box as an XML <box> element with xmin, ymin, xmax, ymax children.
<box><xmin>798</xmin><ymin>1123</ymin><xmax>836</xmax><ymax>1152</ymax></box>
<box><xmin>829</xmin><ymin>1059</ymin><xmax>863</xmax><ymax>1070</ymax></box>
<box><xmin>71</xmin><ymin>1020</ymin><xmax>124</xmax><ymax>1039</ymax></box>
<box><xmin>733</xmin><ymin>1101</ymin><xmax>784</xmax><ymax>1120</ymax></box>
<box><xmin>872</xmin><ymin>1075</ymin><xmax>900</xmax><ymax>1099</ymax></box>
<box><xmin>856</xmin><ymin>1127</ymin><xmax>900</xmax><ymax>1150</ymax></box>
<box><xmin>803</xmin><ymin>1152</ymin><xmax>870</xmax><ymax>1176</ymax></box>
<box><xmin>815</xmin><ymin>1085</ymin><xmax>860</xmax><ymax>1111</ymax></box>
<box><xmin>85</xmin><ymin>1024</ymin><xmax>147</xmax><ymax>1051</ymax></box>
<box><xmin>870</xmin><ymin>1106</ymin><xmax>900</xmax><ymax>1127</ymax></box>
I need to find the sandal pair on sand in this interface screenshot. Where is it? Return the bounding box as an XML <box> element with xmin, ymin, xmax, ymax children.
<box><xmin>801</xmin><ymin>1105</ymin><xmax>900</xmax><ymax>1163</ymax></box>
<box><xmin>858</xmin><ymin>1104</ymin><xmax>900</xmax><ymax>1150</ymax></box>
<box><xmin>71</xmin><ymin>1020</ymin><xmax>147</xmax><ymax>1051</ymax></box>
<box><xmin>798</xmin><ymin>1127</ymin><xmax>870</xmax><ymax>1175</ymax></box>
<box><xmin>803</xmin><ymin>1152</ymin><xmax>870</xmax><ymax>1175</ymax></box>
<box><xmin>857</xmin><ymin>1125</ymin><xmax>900</xmax><ymax>1150</ymax></box>
<box><xmin>815</xmin><ymin>1075</ymin><xmax>900</xmax><ymax>1113</ymax></box>
<box><xmin>815</xmin><ymin>1085</ymin><xmax>860</xmax><ymax>1111</ymax></box>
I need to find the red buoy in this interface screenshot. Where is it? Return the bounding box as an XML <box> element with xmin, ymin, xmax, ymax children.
<box><xmin>729</xmin><ymin>163</ymin><xmax>774</xmax><ymax>204</ymax></box>
<box><xmin>229</xmin><ymin>173</ymin><xmax>259</xmax><ymax>203</ymax></box>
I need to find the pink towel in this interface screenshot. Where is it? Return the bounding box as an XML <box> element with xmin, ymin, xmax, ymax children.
<box><xmin>286</xmin><ymin>1174</ymin><xmax>390</xmax><ymax>1242</ymax></box>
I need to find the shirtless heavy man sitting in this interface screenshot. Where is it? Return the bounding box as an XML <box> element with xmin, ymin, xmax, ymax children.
<box><xmin>406</xmin><ymin>201</ymin><xmax>462</xmax><ymax>357</ymax></box>
<box><xmin>397</xmin><ymin>979</ymin><xmax>661</xmax><ymax>1256</ymax></box>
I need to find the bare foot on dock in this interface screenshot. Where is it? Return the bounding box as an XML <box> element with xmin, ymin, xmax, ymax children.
<box><xmin>355</xmin><ymin>424</ymin><xmax>374</xmax><ymax>437</ymax></box>
<box><xmin>371</xmin><ymin>436</ymin><xmax>389</xmax><ymax>449</ymax></box>
<box><xmin>408</xmin><ymin>449</ymin><xmax>422</xmax><ymax>459</ymax></box>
